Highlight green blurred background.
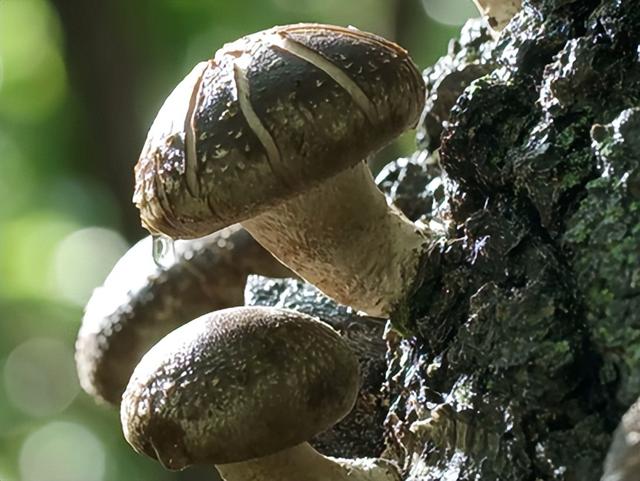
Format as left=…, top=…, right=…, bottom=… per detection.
left=0, top=1, right=477, bottom=479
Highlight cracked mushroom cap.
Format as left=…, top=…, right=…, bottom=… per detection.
left=120, top=306, right=360, bottom=469
left=134, top=23, right=425, bottom=239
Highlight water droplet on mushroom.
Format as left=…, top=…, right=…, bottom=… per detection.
left=152, top=235, right=176, bottom=269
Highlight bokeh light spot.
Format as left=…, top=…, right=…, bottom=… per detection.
left=0, top=212, right=78, bottom=300
left=421, top=0, right=479, bottom=26
left=0, top=0, right=67, bottom=120
left=19, top=421, right=106, bottom=481
left=0, top=134, right=37, bottom=222
left=0, top=463, right=16, bottom=481
left=52, top=227, right=129, bottom=307
left=4, top=338, right=79, bottom=417
left=47, top=176, right=123, bottom=228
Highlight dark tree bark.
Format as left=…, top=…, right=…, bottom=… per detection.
left=375, top=1, right=640, bottom=479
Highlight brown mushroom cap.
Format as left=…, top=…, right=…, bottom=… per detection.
left=120, top=306, right=360, bottom=469
left=134, top=23, right=425, bottom=239
left=75, top=226, right=291, bottom=406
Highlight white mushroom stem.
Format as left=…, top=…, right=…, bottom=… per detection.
left=242, top=161, right=428, bottom=318
left=472, top=0, right=521, bottom=32
left=216, top=442, right=400, bottom=481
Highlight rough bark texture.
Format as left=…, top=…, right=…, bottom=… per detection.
left=377, top=1, right=640, bottom=480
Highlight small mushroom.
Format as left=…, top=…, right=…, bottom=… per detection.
left=601, top=399, right=640, bottom=481
left=133, top=23, right=428, bottom=318
left=244, top=274, right=390, bottom=457
left=75, top=225, right=291, bottom=406
left=120, top=306, right=400, bottom=481
left=472, top=0, right=522, bottom=33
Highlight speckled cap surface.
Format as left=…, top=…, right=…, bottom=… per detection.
left=120, top=306, right=360, bottom=469
left=134, top=23, right=425, bottom=238
left=75, top=226, right=290, bottom=406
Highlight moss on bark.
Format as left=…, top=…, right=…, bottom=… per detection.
left=383, top=1, right=640, bottom=479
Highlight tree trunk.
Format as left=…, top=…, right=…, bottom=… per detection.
left=376, top=0, right=640, bottom=479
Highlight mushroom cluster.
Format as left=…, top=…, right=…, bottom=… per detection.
left=134, top=22, right=429, bottom=318
left=76, top=225, right=292, bottom=405
left=121, top=306, right=399, bottom=481
left=76, top=21, right=429, bottom=480
left=75, top=226, right=401, bottom=479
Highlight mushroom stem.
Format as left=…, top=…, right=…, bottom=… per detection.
left=216, top=442, right=400, bottom=481
left=472, top=0, right=521, bottom=32
left=242, top=161, right=428, bottom=318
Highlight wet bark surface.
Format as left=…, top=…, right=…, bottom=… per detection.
left=378, top=1, right=640, bottom=479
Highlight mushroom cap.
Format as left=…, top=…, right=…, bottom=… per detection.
left=134, top=23, right=425, bottom=238
left=120, top=306, right=360, bottom=469
left=75, top=226, right=290, bottom=406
